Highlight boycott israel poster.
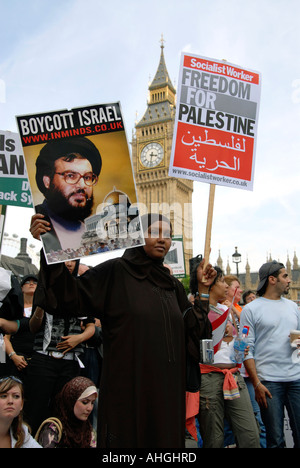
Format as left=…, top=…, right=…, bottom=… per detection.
left=16, top=103, right=144, bottom=264
left=169, top=53, right=261, bottom=190
left=0, top=131, right=33, bottom=207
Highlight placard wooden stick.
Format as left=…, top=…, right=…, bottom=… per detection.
left=203, top=184, right=216, bottom=268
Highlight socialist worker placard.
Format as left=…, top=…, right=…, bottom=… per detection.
left=16, top=103, right=144, bottom=264
left=169, top=53, right=261, bottom=191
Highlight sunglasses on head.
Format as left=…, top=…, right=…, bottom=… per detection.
left=0, top=376, right=23, bottom=385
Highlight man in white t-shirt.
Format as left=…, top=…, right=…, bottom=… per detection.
left=240, top=260, right=300, bottom=448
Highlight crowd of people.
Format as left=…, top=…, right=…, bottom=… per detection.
left=0, top=213, right=300, bottom=448
left=0, top=260, right=102, bottom=448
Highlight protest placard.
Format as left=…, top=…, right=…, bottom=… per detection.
left=16, top=102, right=144, bottom=264
left=0, top=131, right=33, bottom=208
left=164, top=236, right=186, bottom=277
left=169, top=53, right=261, bottom=191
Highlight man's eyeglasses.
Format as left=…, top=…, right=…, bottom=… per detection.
left=24, top=280, right=37, bottom=285
left=55, top=171, right=98, bottom=186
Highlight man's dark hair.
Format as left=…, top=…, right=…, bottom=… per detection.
left=257, top=267, right=283, bottom=297
left=208, top=266, right=224, bottom=291
left=189, top=255, right=223, bottom=295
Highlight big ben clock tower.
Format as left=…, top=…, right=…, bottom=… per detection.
left=131, top=37, right=193, bottom=272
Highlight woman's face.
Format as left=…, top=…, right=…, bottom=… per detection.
left=143, top=221, right=172, bottom=260
left=227, top=280, right=242, bottom=302
left=211, top=275, right=228, bottom=302
left=245, top=292, right=256, bottom=303
left=21, top=278, right=37, bottom=296
left=65, top=260, right=76, bottom=274
left=73, top=394, right=97, bottom=422
left=0, top=385, right=23, bottom=423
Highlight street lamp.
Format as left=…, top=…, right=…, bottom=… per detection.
left=232, top=246, right=241, bottom=277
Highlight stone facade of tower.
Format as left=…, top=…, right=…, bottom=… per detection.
left=131, top=41, right=193, bottom=273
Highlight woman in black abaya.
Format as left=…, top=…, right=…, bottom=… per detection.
left=32, top=213, right=216, bottom=448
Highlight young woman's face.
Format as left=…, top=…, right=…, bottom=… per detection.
left=73, top=394, right=97, bottom=421
left=143, top=221, right=172, bottom=260
left=211, top=275, right=228, bottom=302
left=21, top=278, right=37, bottom=296
left=65, top=260, right=76, bottom=274
left=0, top=385, right=23, bottom=422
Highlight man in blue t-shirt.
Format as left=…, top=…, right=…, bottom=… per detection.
left=240, top=260, right=300, bottom=448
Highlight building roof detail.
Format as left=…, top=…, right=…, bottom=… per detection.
left=149, top=40, right=176, bottom=94
left=136, top=38, right=176, bottom=128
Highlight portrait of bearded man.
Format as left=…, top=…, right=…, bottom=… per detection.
left=33, top=137, right=102, bottom=254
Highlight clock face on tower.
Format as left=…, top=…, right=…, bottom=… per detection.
left=140, top=142, right=164, bottom=168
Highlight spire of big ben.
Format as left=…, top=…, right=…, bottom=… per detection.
left=149, top=35, right=176, bottom=96
left=136, top=37, right=176, bottom=128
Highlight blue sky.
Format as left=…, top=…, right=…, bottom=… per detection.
left=1, top=0, right=300, bottom=272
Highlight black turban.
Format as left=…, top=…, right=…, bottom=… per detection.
left=35, top=137, right=102, bottom=194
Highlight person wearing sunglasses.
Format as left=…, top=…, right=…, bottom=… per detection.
left=0, top=376, right=41, bottom=448
left=30, top=137, right=102, bottom=255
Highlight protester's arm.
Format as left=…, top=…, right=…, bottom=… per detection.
left=196, top=259, right=217, bottom=293
left=0, top=318, right=19, bottom=334
left=34, top=250, right=114, bottom=320
left=4, top=334, right=28, bottom=370
left=223, top=301, right=242, bottom=320
left=29, top=307, right=45, bottom=333
left=181, top=258, right=216, bottom=325
left=30, top=214, right=51, bottom=240
left=243, top=358, right=272, bottom=408
left=240, top=306, right=272, bottom=407
left=193, top=258, right=217, bottom=332
left=181, top=259, right=216, bottom=363
left=56, top=322, right=96, bottom=355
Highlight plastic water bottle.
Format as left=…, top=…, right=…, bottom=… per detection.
left=231, top=326, right=249, bottom=368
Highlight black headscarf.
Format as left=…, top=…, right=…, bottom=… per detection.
left=0, top=274, right=24, bottom=321
left=120, top=213, right=175, bottom=289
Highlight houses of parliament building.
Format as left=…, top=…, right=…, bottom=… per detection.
left=215, top=250, right=300, bottom=305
